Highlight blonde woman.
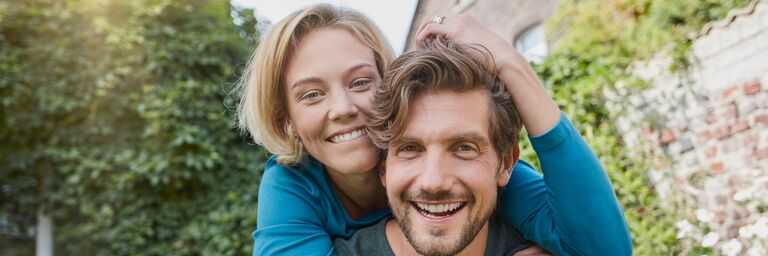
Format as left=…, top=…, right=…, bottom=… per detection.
left=237, top=4, right=631, bottom=255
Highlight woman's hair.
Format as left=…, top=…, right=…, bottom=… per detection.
left=367, top=38, right=522, bottom=164
left=235, top=4, right=395, bottom=166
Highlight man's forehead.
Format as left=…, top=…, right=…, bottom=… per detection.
left=396, top=90, right=491, bottom=143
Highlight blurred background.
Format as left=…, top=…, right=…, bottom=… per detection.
left=1, top=0, right=766, bottom=255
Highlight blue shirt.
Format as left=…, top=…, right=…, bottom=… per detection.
left=252, top=113, right=632, bottom=255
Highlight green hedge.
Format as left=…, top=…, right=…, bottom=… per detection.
left=0, top=0, right=265, bottom=254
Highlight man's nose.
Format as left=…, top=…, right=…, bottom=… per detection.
left=415, top=151, right=453, bottom=193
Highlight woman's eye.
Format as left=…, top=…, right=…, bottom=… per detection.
left=350, top=79, right=372, bottom=90
left=300, top=90, right=323, bottom=101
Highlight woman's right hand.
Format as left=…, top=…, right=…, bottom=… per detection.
left=414, top=13, right=526, bottom=78
left=414, top=13, right=560, bottom=136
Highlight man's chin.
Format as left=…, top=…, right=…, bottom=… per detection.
left=398, top=207, right=491, bottom=256
left=408, top=232, right=464, bottom=256
left=400, top=216, right=471, bottom=256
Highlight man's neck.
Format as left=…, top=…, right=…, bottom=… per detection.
left=385, top=219, right=490, bottom=256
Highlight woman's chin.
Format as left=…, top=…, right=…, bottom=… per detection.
left=324, top=150, right=381, bottom=176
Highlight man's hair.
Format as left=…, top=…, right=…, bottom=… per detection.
left=367, top=38, right=523, bottom=164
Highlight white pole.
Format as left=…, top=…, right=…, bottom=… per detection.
left=35, top=211, right=53, bottom=256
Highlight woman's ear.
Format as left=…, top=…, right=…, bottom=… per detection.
left=285, top=119, right=298, bottom=137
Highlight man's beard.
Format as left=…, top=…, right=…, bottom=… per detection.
left=392, top=189, right=494, bottom=256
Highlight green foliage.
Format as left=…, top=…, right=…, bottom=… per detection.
left=522, top=0, right=750, bottom=254
left=0, top=0, right=265, bottom=254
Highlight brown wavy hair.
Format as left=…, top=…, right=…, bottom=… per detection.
left=367, top=38, right=522, bottom=163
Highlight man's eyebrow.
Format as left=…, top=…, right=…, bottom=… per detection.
left=390, top=135, right=420, bottom=146
left=445, top=132, right=489, bottom=146
left=291, top=63, right=376, bottom=90
left=391, top=132, right=489, bottom=147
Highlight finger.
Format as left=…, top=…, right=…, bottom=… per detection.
left=415, top=22, right=453, bottom=46
left=415, top=14, right=460, bottom=45
left=415, top=18, right=432, bottom=39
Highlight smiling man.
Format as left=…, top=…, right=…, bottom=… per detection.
left=332, top=39, right=548, bottom=256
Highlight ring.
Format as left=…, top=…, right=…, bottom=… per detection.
left=433, top=15, right=445, bottom=24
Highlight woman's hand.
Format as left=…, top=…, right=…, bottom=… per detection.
left=414, top=14, right=561, bottom=136
left=414, top=14, right=525, bottom=78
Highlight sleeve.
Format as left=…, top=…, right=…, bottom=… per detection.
left=252, top=161, right=336, bottom=256
left=499, top=112, right=632, bottom=256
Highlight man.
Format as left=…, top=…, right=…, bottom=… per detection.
left=334, top=39, right=549, bottom=256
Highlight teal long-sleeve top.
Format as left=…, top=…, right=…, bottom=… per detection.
left=252, top=113, right=632, bottom=255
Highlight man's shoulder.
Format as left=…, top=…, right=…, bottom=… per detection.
left=486, top=216, right=534, bottom=256
left=333, top=218, right=393, bottom=256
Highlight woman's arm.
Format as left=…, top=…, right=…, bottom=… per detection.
left=502, top=114, right=632, bottom=255
left=253, top=159, right=335, bottom=256
left=415, top=14, right=632, bottom=255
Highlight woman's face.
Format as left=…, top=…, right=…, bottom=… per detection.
left=283, top=28, right=381, bottom=175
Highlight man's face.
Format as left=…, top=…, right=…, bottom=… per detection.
left=384, top=89, right=511, bottom=256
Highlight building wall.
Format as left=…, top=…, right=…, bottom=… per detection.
left=404, top=0, right=558, bottom=51
left=616, top=0, right=768, bottom=177
left=609, top=1, right=768, bottom=250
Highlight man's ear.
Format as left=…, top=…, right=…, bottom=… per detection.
left=497, top=144, right=520, bottom=187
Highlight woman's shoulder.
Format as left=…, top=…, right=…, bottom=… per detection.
left=261, top=155, right=327, bottom=195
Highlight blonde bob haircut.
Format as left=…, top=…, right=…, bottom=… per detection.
left=236, top=4, right=395, bottom=166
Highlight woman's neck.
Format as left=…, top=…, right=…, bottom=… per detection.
left=326, top=167, right=388, bottom=220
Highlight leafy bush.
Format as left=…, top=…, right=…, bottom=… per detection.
left=0, top=0, right=265, bottom=254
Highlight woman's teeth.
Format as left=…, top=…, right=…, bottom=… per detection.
left=330, top=129, right=366, bottom=143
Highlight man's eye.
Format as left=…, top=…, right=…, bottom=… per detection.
left=396, top=144, right=420, bottom=158
left=401, top=145, right=418, bottom=152
left=453, top=144, right=479, bottom=158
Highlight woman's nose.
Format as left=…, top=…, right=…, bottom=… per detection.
left=328, top=90, right=359, bottom=121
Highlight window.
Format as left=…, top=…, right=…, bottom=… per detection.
left=514, top=24, right=547, bottom=64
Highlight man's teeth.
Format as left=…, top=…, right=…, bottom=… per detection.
left=416, top=202, right=463, bottom=214
left=330, top=129, right=366, bottom=143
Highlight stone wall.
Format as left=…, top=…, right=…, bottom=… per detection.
left=610, top=1, right=768, bottom=254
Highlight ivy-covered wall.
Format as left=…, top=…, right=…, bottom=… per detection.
left=609, top=1, right=768, bottom=255
left=522, top=0, right=752, bottom=254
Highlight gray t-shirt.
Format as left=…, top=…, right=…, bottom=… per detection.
left=334, top=216, right=532, bottom=256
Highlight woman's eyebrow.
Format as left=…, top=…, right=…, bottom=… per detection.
left=291, top=77, right=323, bottom=90
left=345, top=63, right=376, bottom=74
left=291, top=63, right=375, bottom=90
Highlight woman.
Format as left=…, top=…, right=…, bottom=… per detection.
left=236, top=4, right=631, bottom=255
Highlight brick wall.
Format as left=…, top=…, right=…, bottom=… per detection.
left=609, top=1, right=768, bottom=252
left=613, top=0, right=768, bottom=183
